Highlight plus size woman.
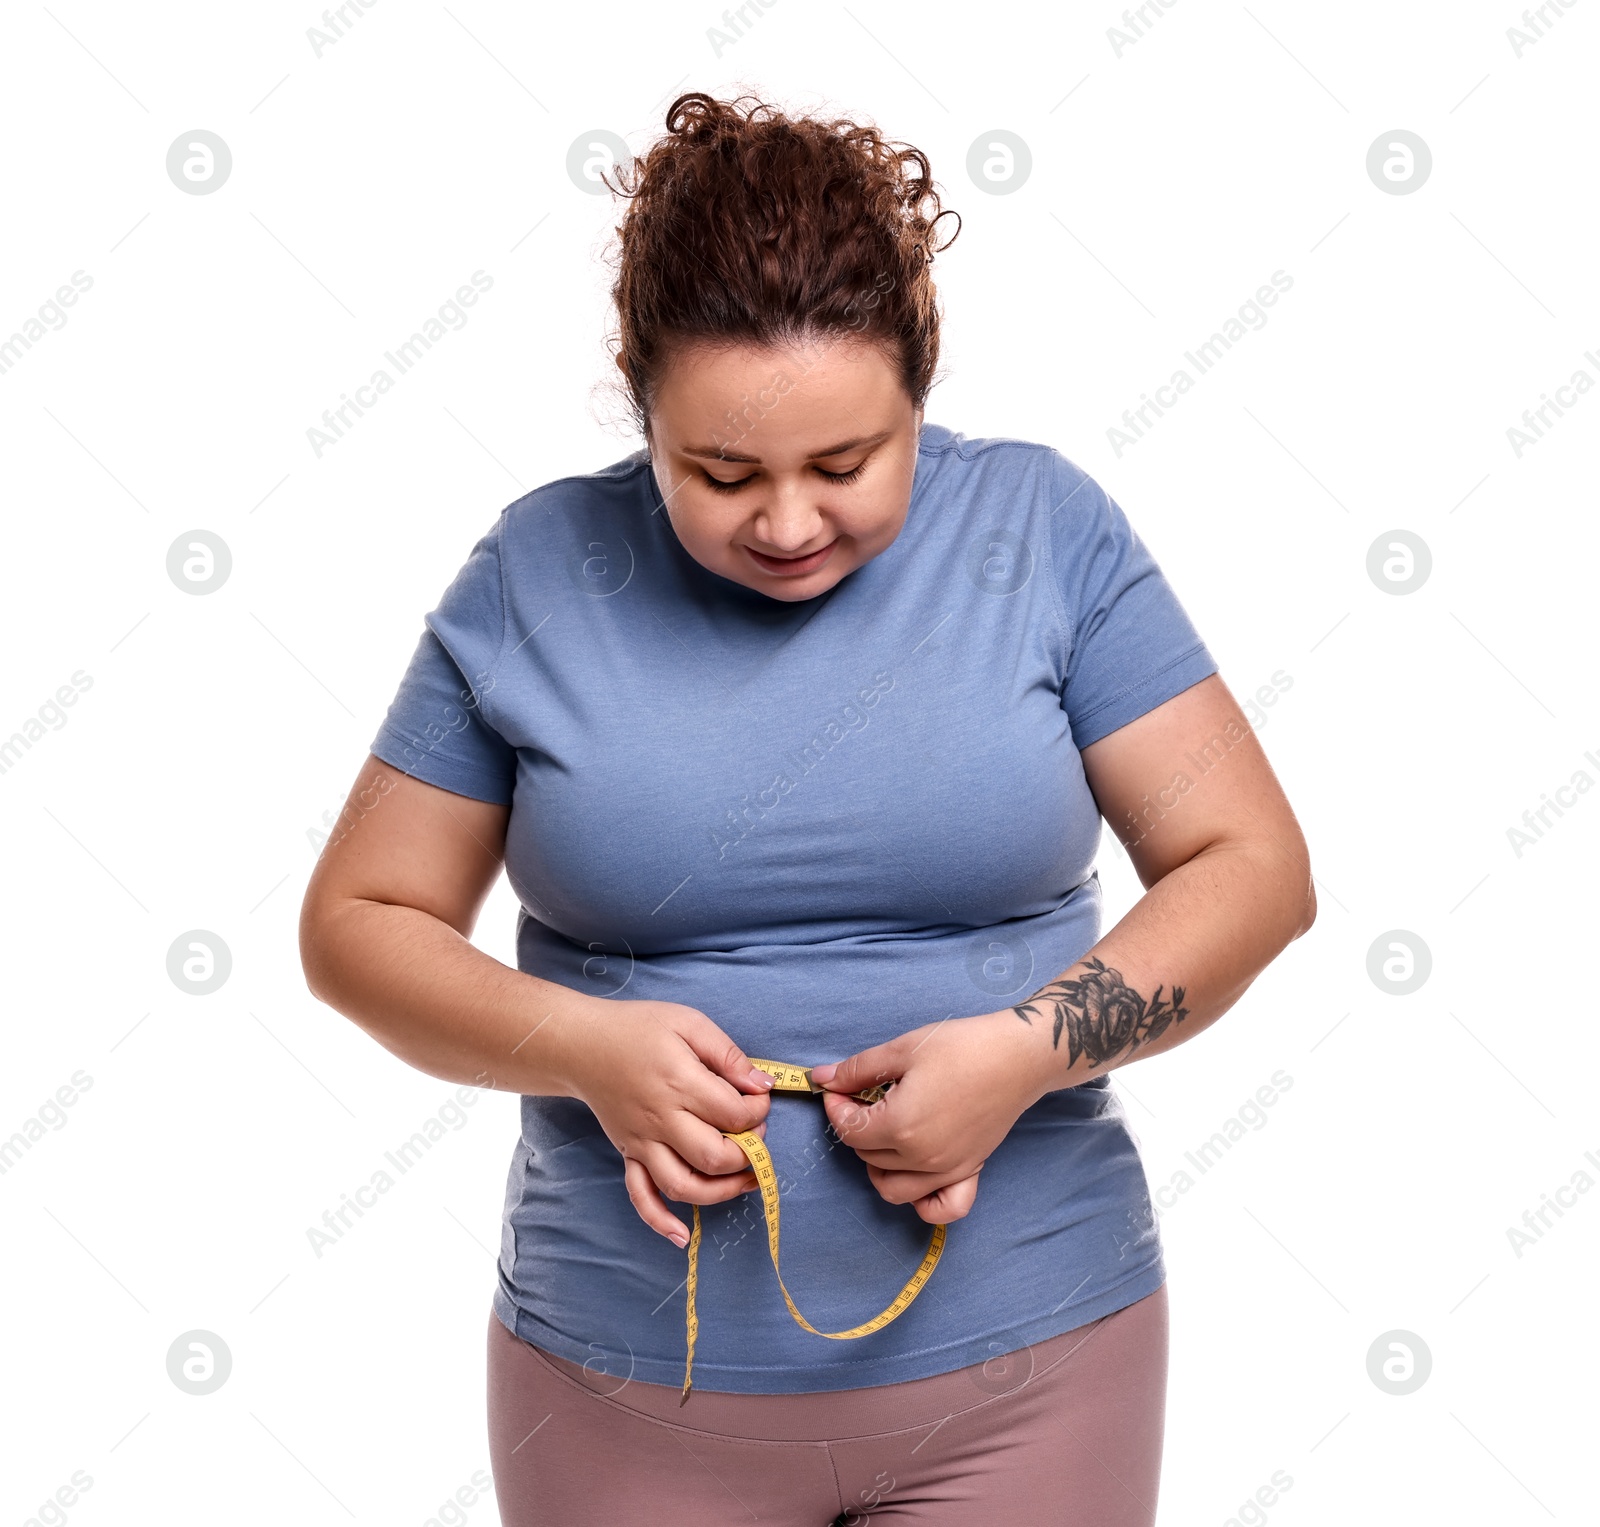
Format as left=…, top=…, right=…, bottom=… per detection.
left=299, top=92, right=1315, bottom=1526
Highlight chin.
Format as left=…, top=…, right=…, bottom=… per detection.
left=744, top=570, right=842, bottom=601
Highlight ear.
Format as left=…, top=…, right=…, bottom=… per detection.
left=615, top=351, right=628, bottom=373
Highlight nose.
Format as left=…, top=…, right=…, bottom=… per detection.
left=750, top=475, right=827, bottom=554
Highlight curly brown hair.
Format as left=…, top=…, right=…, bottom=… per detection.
left=604, top=91, right=961, bottom=441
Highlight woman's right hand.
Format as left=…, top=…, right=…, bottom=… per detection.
left=559, top=999, right=776, bottom=1248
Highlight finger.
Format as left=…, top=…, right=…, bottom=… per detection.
left=637, top=1138, right=759, bottom=1207
left=864, top=1162, right=983, bottom=1215
left=623, top=1155, right=693, bottom=1245
left=671, top=1009, right=778, bottom=1101
left=840, top=1143, right=914, bottom=1169
left=809, top=1035, right=911, bottom=1098
left=819, top=1086, right=900, bottom=1153
left=697, top=1075, right=774, bottom=1137
left=915, top=1171, right=981, bottom=1223
left=666, top=1110, right=771, bottom=1179
left=669, top=1052, right=775, bottom=1138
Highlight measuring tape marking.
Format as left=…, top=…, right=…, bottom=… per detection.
left=677, top=1057, right=946, bottom=1404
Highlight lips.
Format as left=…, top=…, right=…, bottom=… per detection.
left=744, top=540, right=836, bottom=576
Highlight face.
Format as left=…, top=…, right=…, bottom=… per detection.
left=637, top=334, right=922, bottom=601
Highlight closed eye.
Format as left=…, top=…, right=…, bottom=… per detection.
left=700, top=461, right=868, bottom=494
left=817, top=462, right=867, bottom=484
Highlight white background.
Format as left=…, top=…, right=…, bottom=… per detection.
left=2, top=2, right=1595, bottom=1523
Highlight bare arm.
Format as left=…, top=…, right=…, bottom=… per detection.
left=297, top=754, right=584, bottom=1095
left=1015, top=669, right=1317, bottom=1091
left=298, top=754, right=776, bottom=1247
left=815, top=671, right=1316, bottom=1218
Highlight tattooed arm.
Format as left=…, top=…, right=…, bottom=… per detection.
left=1013, top=957, right=1190, bottom=1071
left=1012, top=671, right=1317, bottom=1093
left=816, top=672, right=1315, bottom=1220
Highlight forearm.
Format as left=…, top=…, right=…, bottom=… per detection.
left=1013, top=838, right=1314, bottom=1097
left=299, top=896, right=597, bottom=1097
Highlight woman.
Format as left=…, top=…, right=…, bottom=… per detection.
left=299, top=92, right=1314, bottom=1525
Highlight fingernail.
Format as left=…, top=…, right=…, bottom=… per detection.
left=810, top=1062, right=836, bottom=1085
left=668, top=1229, right=689, bottom=1248
left=749, top=1067, right=774, bottom=1089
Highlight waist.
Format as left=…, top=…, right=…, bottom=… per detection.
left=514, top=893, right=1103, bottom=1064
left=498, top=1076, right=1155, bottom=1391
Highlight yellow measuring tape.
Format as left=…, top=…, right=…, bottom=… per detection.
left=679, top=1057, right=947, bottom=1404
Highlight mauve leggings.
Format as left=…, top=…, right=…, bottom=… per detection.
left=486, top=1282, right=1168, bottom=1525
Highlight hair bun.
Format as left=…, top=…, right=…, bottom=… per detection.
left=605, top=91, right=959, bottom=437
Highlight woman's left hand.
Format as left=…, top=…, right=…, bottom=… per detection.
left=809, top=1010, right=1046, bottom=1224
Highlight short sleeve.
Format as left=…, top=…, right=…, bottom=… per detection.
left=1047, top=454, right=1218, bottom=750
left=368, top=511, right=517, bottom=805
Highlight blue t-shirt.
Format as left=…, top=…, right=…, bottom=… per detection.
left=369, top=421, right=1218, bottom=1393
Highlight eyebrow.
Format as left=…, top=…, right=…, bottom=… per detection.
left=679, top=430, right=892, bottom=465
